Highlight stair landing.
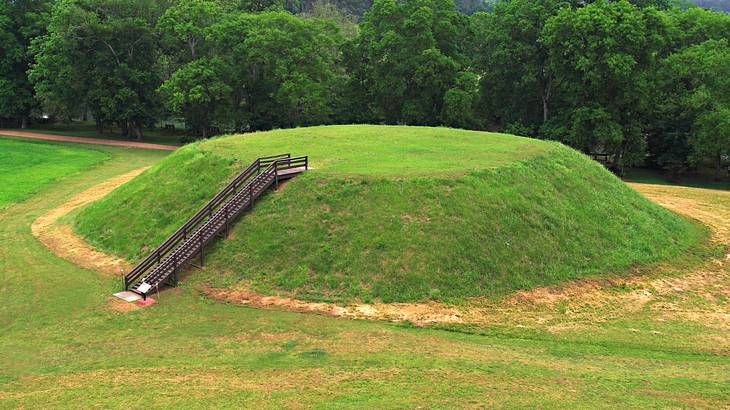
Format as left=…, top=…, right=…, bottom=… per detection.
left=276, top=166, right=307, bottom=178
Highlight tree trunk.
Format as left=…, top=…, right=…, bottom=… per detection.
left=96, top=119, right=103, bottom=134
left=540, top=71, right=551, bottom=124
left=134, top=121, right=143, bottom=141
left=21, top=115, right=29, bottom=129
left=120, top=121, right=129, bottom=138
left=716, top=153, right=722, bottom=182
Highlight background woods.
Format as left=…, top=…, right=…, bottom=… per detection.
left=2, top=0, right=730, bottom=177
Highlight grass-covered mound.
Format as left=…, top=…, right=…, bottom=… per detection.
left=75, top=125, right=703, bottom=303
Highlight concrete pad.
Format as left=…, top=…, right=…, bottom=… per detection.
left=113, top=291, right=141, bottom=302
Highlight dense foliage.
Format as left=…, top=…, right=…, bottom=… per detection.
left=2, top=0, right=729, bottom=176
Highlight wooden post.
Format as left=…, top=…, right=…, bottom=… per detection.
left=248, top=184, right=253, bottom=209
left=224, top=203, right=230, bottom=237
left=275, top=163, right=279, bottom=189
left=199, top=232, right=204, bottom=266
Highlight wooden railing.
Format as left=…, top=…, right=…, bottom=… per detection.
left=123, top=153, right=307, bottom=291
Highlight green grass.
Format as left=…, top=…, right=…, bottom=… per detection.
left=0, top=137, right=109, bottom=208
left=204, top=125, right=549, bottom=176
left=0, top=140, right=728, bottom=407
left=200, top=147, right=703, bottom=302
left=74, top=125, right=703, bottom=303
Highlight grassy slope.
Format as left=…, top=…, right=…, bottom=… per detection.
left=74, top=147, right=239, bottom=257
left=75, top=125, right=546, bottom=260
left=0, top=137, right=109, bottom=208
left=75, top=125, right=702, bottom=303
left=202, top=147, right=703, bottom=303
left=0, top=144, right=728, bottom=407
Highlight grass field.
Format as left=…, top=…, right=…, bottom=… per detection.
left=0, top=137, right=109, bottom=208
left=1, top=137, right=729, bottom=407
left=75, top=125, right=703, bottom=303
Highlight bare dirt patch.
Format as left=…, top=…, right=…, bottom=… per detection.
left=204, top=286, right=463, bottom=325
left=274, top=179, right=292, bottom=191
left=32, top=167, right=147, bottom=275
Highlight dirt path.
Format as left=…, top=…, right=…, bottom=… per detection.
left=32, top=167, right=149, bottom=275
left=0, top=130, right=177, bottom=150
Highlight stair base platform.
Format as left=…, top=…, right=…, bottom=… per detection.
left=113, top=291, right=142, bottom=302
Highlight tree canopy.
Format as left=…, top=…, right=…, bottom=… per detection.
left=3, top=0, right=730, bottom=174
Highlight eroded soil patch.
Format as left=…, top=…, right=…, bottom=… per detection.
left=204, top=286, right=463, bottom=325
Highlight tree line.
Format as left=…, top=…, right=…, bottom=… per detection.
left=1, top=0, right=729, bottom=177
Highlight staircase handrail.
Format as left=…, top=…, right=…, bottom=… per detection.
left=123, top=153, right=291, bottom=289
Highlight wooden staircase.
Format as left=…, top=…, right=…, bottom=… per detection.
left=123, top=153, right=308, bottom=300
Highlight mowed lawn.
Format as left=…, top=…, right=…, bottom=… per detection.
left=0, top=137, right=109, bottom=208
left=204, top=124, right=549, bottom=176
left=0, top=141, right=729, bottom=408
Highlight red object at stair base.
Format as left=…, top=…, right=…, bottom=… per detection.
left=135, top=298, right=156, bottom=307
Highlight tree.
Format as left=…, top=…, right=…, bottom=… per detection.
left=541, top=0, right=667, bottom=171
left=470, top=0, right=567, bottom=130
left=31, top=0, right=164, bottom=139
left=346, top=0, right=472, bottom=125
left=214, top=12, right=344, bottom=130
left=302, top=0, right=359, bottom=38
left=692, top=108, right=730, bottom=180
left=157, top=0, right=223, bottom=63
left=158, top=58, right=231, bottom=138
left=0, top=0, right=51, bottom=128
left=659, top=39, right=730, bottom=179
left=664, top=6, right=730, bottom=49
left=442, top=71, right=479, bottom=129
left=158, top=10, right=344, bottom=135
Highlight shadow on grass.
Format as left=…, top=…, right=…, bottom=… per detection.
left=624, top=167, right=730, bottom=191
